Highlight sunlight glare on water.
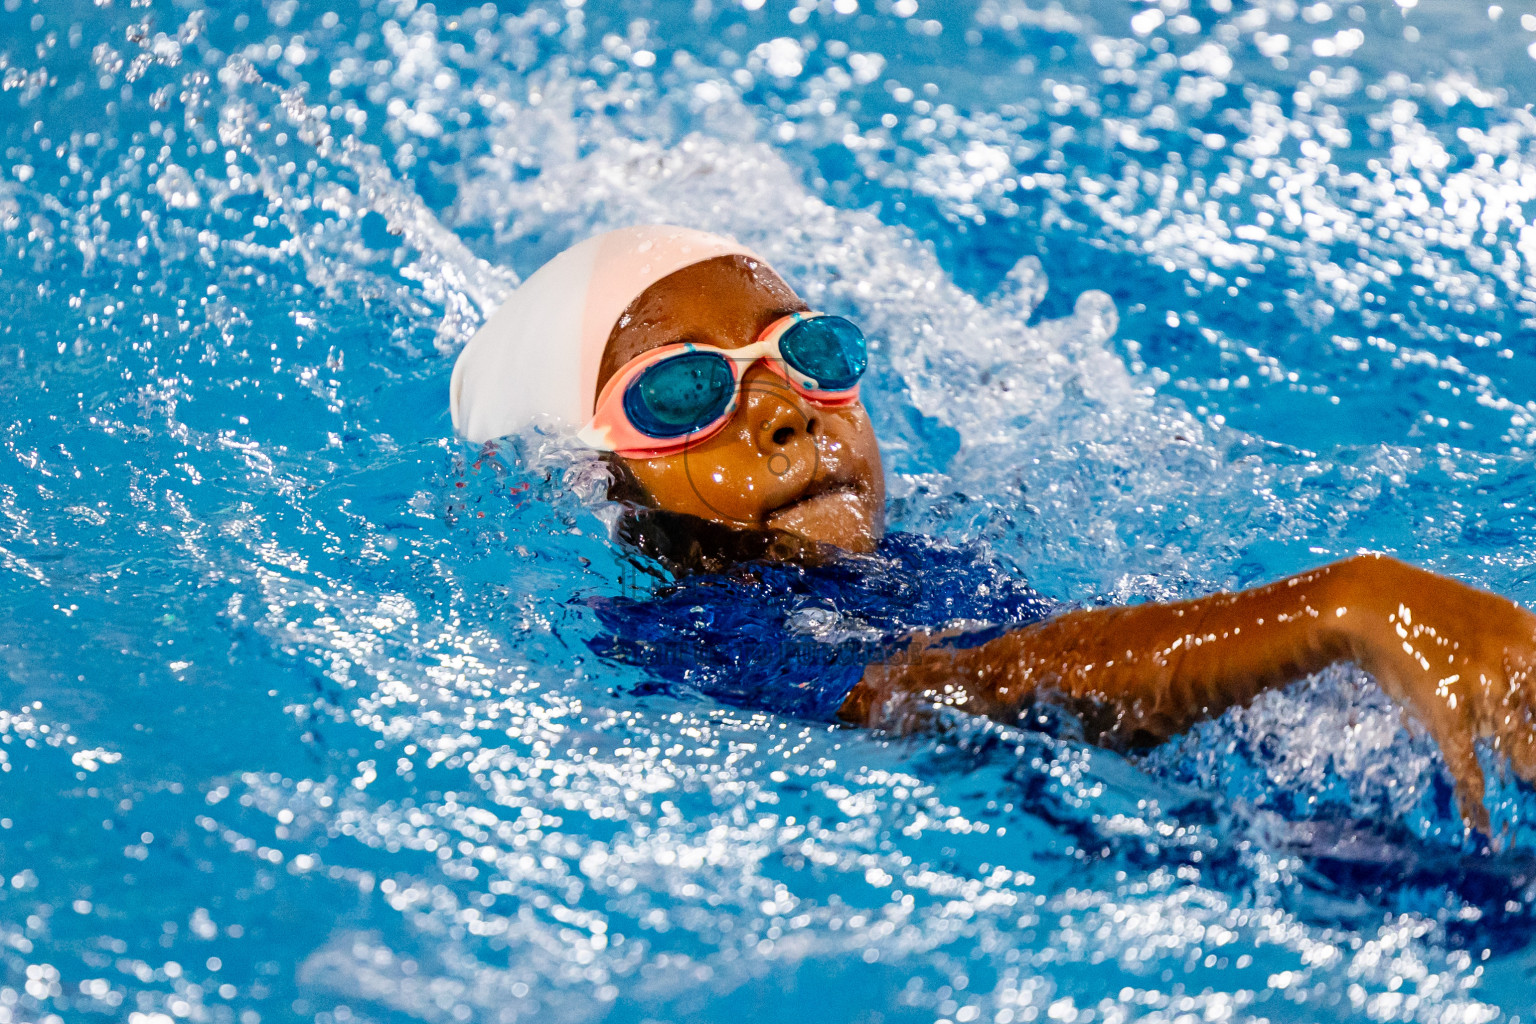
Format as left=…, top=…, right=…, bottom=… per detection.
left=3, top=0, right=1536, bottom=1022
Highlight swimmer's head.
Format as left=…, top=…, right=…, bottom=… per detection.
left=451, top=226, right=885, bottom=562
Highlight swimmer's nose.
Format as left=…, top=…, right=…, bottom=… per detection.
left=757, top=402, right=810, bottom=452
left=741, top=366, right=817, bottom=458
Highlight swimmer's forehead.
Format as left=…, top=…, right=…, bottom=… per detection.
left=595, top=254, right=809, bottom=399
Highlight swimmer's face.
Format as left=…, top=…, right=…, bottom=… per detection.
left=598, top=255, right=885, bottom=557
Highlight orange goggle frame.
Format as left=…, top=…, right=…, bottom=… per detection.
left=575, top=312, right=865, bottom=458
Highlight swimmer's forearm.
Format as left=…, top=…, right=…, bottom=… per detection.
left=842, top=559, right=1358, bottom=741
left=842, top=554, right=1536, bottom=831
left=844, top=554, right=1520, bottom=742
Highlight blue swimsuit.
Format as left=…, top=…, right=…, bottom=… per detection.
left=589, top=532, right=1056, bottom=720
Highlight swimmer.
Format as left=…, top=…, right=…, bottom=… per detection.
left=452, top=226, right=1536, bottom=833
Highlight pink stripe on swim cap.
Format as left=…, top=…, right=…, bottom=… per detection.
left=450, top=225, right=763, bottom=444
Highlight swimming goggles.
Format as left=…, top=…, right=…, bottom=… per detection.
left=577, top=312, right=868, bottom=458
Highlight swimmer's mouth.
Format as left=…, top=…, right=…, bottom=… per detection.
left=762, top=478, right=882, bottom=555
left=765, top=481, right=860, bottom=520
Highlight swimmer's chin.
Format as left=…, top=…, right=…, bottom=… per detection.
left=612, top=495, right=882, bottom=574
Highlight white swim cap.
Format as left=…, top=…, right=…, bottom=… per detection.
left=450, top=225, right=762, bottom=444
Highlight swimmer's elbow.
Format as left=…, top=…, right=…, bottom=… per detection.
left=1317, top=551, right=1419, bottom=609
left=1324, top=551, right=1414, bottom=580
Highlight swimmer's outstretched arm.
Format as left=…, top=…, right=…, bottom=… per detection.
left=841, top=553, right=1536, bottom=831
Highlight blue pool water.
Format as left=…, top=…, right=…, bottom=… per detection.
left=4, top=0, right=1536, bottom=1020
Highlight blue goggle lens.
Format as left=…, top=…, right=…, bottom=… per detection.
left=623, top=351, right=736, bottom=439
left=779, top=315, right=867, bottom=392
